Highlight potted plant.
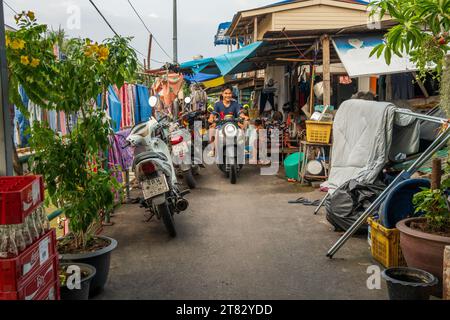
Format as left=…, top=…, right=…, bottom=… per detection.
left=396, top=162, right=450, bottom=296
left=5, top=12, right=137, bottom=296
left=59, top=263, right=97, bottom=300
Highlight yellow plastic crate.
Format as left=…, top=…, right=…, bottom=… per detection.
left=305, top=121, right=332, bottom=144
left=368, top=217, right=407, bottom=268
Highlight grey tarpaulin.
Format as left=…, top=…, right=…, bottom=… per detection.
left=325, top=99, right=420, bottom=231
left=325, top=99, right=420, bottom=192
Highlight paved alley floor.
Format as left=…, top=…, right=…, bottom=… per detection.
left=98, top=165, right=388, bottom=300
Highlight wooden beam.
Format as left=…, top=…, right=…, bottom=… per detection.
left=253, top=17, right=258, bottom=42
left=263, top=35, right=320, bottom=41
left=276, top=58, right=313, bottom=62
left=322, top=35, right=331, bottom=106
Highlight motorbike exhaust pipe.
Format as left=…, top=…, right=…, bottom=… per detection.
left=176, top=198, right=189, bottom=212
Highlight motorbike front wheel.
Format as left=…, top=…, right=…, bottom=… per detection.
left=183, top=169, right=196, bottom=189
left=158, top=202, right=177, bottom=237
left=230, top=164, right=237, bottom=184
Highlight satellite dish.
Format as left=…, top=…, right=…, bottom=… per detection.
left=149, top=96, right=158, bottom=107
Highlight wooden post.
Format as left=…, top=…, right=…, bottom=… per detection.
left=147, top=34, right=153, bottom=70
left=322, top=35, right=331, bottom=107
left=431, top=158, right=442, bottom=190
left=254, top=17, right=258, bottom=42
left=236, top=36, right=240, bottom=50
left=444, top=246, right=450, bottom=300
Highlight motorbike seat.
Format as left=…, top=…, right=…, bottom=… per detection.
left=133, top=151, right=168, bottom=168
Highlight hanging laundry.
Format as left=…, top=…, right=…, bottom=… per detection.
left=135, top=85, right=152, bottom=124
left=108, top=85, right=122, bottom=132
left=152, top=73, right=184, bottom=107
left=59, top=112, right=67, bottom=135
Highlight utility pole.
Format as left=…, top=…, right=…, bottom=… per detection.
left=0, top=1, right=13, bottom=176
left=173, top=0, right=178, bottom=64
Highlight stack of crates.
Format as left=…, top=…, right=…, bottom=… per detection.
left=0, top=176, right=60, bottom=300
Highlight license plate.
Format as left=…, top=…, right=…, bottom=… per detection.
left=142, top=176, right=170, bottom=199
left=173, top=143, right=189, bottom=155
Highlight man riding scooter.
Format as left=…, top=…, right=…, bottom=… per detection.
left=207, top=85, right=249, bottom=157
left=207, top=85, right=249, bottom=184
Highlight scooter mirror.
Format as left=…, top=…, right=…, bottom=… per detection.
left=149, top=96, right=158, bottom=107
left=184, top=97, right=192, bottom=104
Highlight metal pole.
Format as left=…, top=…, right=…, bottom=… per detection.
left=395, top=109, right=448, bottom=125
left=0, top=2, right=13, bottom=176
left=326, top=126, right=450, bottom=258
left=173, top=0, right=178, bottom=64
left=314, top=193, right=329, bottom=215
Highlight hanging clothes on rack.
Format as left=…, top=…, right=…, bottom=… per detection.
left=108, top=85, right=122, bottom=132
left=135, top=85, right=152, bottom=124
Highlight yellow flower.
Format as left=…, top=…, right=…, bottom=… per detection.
left=30, top=57, right=40, bottom=68
left=10, top=39, right=25, bottom=50
left=97, top=46, right=109, bottom=62
left=20, top=56, right=30, bottom=66
left=5, top=35, right=10, bottom=47
left=26, top=11, right=35, bottom=21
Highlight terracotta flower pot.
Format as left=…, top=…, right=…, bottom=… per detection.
left=397, top=217, right=450, bottom=297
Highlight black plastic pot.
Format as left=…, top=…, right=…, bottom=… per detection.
left=59, top=263, right=96, bottom=300
left=382, top=267, right=438, bottom=300
left=59, top=236, right=118, bottom=297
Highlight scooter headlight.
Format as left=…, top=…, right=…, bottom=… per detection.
left=223, top=123, right=238, bottom=138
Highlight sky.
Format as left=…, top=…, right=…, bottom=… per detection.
left=3, top=0, right=278, bottom=68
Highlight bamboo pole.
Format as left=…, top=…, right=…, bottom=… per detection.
left=309, top=64, right=315, bottom=115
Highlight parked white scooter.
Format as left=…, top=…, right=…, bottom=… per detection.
left=126, top=96, right=189, bottom=237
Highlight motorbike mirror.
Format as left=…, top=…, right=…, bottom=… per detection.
left=149, top=96, right=158, bottom=107
left=184, top=97, right=192, bottom=104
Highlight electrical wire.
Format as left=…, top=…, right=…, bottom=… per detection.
left=89, top=0, right=120, bottom=37
left=126, top=0, right=172, bottom=61
left=88, top=0, right=163, bottom=65
left=4, top=1, right=18, bottom=15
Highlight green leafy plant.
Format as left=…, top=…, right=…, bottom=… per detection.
left=6, top=12, right=138, bottom=251
left=413, top=164, right=450, bottom=233
left=369, top=0, right=450, bottom=78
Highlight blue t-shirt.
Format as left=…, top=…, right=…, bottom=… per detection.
left=214, top=100, right=241, bottom=119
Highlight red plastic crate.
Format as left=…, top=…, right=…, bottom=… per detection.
left=0, top=254, right=59, bottom=300
left=0, top=229, right=57, bottom=292
left=0, top=175, right=44, bottom=225
left=35, top=280, right=60, bottom=300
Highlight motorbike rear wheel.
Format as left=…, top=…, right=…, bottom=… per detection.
left=158, top=202, right=176, bottom=237
left=230, top=164, right=237, bottom=184
left=183, top=169, right=196, bottom=189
